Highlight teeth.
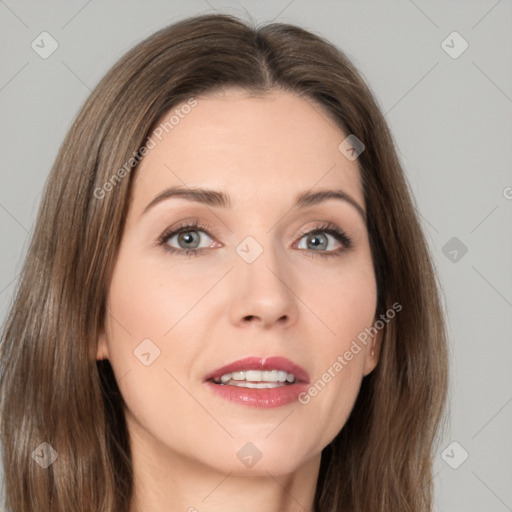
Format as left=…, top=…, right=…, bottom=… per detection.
left=212, top=369, right=296, bottom=385
left=277, top=370, right=287, bottom=382
left=225, top=381, right=284, bottom=389
left=245, top=370, right=262, bottom=381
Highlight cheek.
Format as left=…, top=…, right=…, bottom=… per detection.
left=102, top=254, right=210, bottom=440
left=294, top=256, right=377, bottom=439
left=105, top=250, right=217, bottom=350
left=301, top=252, right=378, bottom=342
left=101, top=251, right=207, bottom=394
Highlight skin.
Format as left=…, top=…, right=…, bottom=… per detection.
left=97, top=87, right=382, bottom=512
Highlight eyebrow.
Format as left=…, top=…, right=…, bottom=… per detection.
left=142, top=186, right=366, bottom=222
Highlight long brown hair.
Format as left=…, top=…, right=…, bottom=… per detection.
left=0, top=13, right=449, bottom=511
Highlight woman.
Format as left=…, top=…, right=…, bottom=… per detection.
left=0, top=13, right=449, bottom=512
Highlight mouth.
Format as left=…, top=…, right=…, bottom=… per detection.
left=203, top=356, right=310, bottom=386
left=211, top=369, right=297, bottom=388
left=203, top=356, right=310, bottom=408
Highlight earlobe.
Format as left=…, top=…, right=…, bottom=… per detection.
left=363, top=330, right=382, bottom=376
left=96, top=329, right=109, bottom=361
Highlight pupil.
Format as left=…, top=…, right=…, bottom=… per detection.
left=308, top=232, right=327, bottom=250
left=179, top=231, right=199, bottom=249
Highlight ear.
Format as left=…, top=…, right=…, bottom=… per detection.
left=362, top=328, right=382, bottom=377
left=96, top=325, right=110, bottom=361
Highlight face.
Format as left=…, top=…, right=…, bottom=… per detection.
left=97, top=88, right=381, bottom=477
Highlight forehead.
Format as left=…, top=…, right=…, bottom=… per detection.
left=132, top=88, right=364, bottom=212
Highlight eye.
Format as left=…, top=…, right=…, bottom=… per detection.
left=295, top=223, right=353, bottom=257
left=157, top=222, right=217, bottom=256
left=157, top=221, right=353, bottom=258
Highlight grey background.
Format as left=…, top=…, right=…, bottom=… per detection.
left=1, top=1, right=511, bottom=510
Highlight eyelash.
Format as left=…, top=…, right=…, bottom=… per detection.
left=156, top=221, right=353, bottom=259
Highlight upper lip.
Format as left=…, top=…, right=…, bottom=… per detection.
left=203, top=356, right=310, bottom=384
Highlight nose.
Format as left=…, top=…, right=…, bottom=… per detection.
left=228, top=240, right=299, bottom=329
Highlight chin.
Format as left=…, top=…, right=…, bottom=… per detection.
left=197, top=442, right=315, bottom=477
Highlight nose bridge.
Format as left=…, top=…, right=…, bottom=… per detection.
left=236, top=231, right=287, bottom=290
left=229, top=230, right=297, bottom=326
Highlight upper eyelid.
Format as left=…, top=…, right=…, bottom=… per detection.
left=162, top=223, right=338, bottom=239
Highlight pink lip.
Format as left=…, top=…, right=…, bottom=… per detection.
left=203, top=356, right=310, bottom=409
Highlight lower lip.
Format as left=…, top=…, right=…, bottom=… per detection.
left=204, top=381, right=309, bottom=408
